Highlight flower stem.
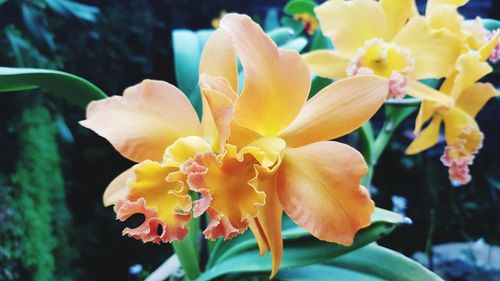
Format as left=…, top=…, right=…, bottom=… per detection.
left=172, top=217, right=201, bottom=280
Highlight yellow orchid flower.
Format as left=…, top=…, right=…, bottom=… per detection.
left=303, top=0, right=461, bottom=103
left=81, top=12, right=388, bottom=277
left=424, top=0, right=500, bottom=62
left=190, top=13, right=388, bottom=276
left=80, top=79, right=233, bottom=242
left=406, top=48, right=499, bottom=185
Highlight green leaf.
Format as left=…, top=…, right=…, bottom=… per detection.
left=328, top=244, right=443, bottom=281
left=45, top=0, right=100, bottom=22
left=308, top=75, right=331, bottom=98
left=281, top=17, right=305, bottom=36
left=21, top=4, right=56, bottom=51
left=284, top=0, right=317, bottom=16
left=172, top=29, right=214, bottom=116
left=264, top=8, right=280, bottom=32
left=197, top=216, right=402, bottom=281
left=0, top=67, right=107, bottom=108
left=280, top=37, right=308, bottom=52
left=205, top=208, right=404, bottom=271
left=310, top=28, right=333, bottom=51
left=482, top=18, right=500, bottom=31
left=268, top=28, right=295, bottom=46
left=276, top=264, right=384, bottom=281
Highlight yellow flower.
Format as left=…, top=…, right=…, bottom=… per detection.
left=406, top=43, right=499, bottom=184
left=303, top=0, right=462, bottom=102
left=191, top=14, right=388, bottom=276
left=424, top=0, right=500, bottom=64
left=81, top=13, right=388, bottom=277
left=211, top=10, right=227, bottom=29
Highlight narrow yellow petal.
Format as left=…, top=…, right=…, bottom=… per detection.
left=280, top=75, right=387, bottom=147
left=449, top=51, right=492, bottom=101
left=406, top=116, right=442, bottom=155
left=408, top=80, right=454, bottom=108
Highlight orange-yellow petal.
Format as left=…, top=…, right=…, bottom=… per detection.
left=280, top=75, right=387, bottom=147
left=183, top=147, right=266, bottom=240
left=277, top=141, right=374, bottom=244
left=220, top=13, right=311, bottom=136
left=250, top=165, right=283, bottom=278
left=456, top=82, right=498, bottom=118
left=103, top=167, right=133, bottom=207
left=199, top=74, right=237, bottom=152
left=239, top=137, right=286, bottom=168
left=406, top=115, right=443, bottom=155
left=414, top=100, right=437, bottom=135
left=199, top=29, right=238, bottom=92
left=442, top=107, right=479, bottom=145
left=115, top=160, right=192, bottom=243
left=315, top=0, right=388, bottom=56
left=80, top=80, right=201, bottom=162
left=302, top=50, right=350, bottom=80
left=393, top=16, right=462, bottom=80
left=163, top=136, right=212, bottom=166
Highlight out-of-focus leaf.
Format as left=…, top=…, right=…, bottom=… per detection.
left=310, top=29, right=332, bottom=50
left=0, top=67, right=107, bottom=108
left=280, top=37, right=308, bottom=52
left=308, top=75, right=331, bottom=98
left=284, top=0, right=317, bottom=16
left=21, top=4, right=56, bottom=51
left=269, top=28, right=295, bottom=46
left=197, top=214, right=403, bottom=281
left=206, top=208, right=404, bottom=270
left=281, top=16, right=305, bottom=36
left=45, top=0, right=99, bottom=22
left=172, top=29, right=215, bottom=116
left=0, top=0, right=8, bottom=6
left=483, top=18, right=500, bottom=31
left=264, top=8, right=280, bottom=31
left=328, top=244, right=443, bottom=281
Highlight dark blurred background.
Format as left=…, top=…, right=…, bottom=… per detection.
left=0, top=0, right=499, bottom=280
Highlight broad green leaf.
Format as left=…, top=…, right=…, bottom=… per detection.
left=328, top=244, right=443, bottom=281
left=197, top=218, right=402, bottom=281
left=172, top=29, right=214, bottom=116
left=276, top=265, right=384, bottom=281
left=284, top=0, right=317, bottom=16
left=0, top=67, right=107, bottom=108
left=172, top=217, right=201, bottom=280
left=206, top=208, right=404, bottom=270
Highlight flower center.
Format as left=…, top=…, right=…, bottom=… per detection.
left=440, top=128, right=483, bottom=186
left=347, top=38, right=414, bottom=99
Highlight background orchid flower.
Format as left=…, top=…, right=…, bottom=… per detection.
left=303, top=0, right=462, bottom=102
left=424, top=0, right=500, bottom=62
left=80, top=75, right=233, bottom=242
left=190, top=13, right=389, bottom=276
left=406, top=49, right=499, bottom=185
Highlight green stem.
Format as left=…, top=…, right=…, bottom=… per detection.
left=172, top=217, right=201, bottom=280
left=362, top=104, right=418, bottom=188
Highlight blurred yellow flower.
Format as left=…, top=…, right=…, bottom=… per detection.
left=303, top=0, right=462, bottom=103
